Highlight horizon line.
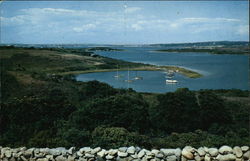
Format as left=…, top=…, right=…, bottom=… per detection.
left=0, top=40, right=249, bottom=46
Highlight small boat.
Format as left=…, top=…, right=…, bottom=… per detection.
left=166, top=79, right=178, bottom=83
left=134, top=71, right=143, bottom=80
left=125, top=67, right=133, bottom=83
left=114, top=65, right=122, bottom=78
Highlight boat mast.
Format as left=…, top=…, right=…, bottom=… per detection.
left=116, top=64, right=118, bottom=77
left=128, top=67, right=130, bottom=81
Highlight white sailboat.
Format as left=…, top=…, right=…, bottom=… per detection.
left=134, top=71, right=143, bottom=80
left=166, top=70, right=178, bottom=83
left=166, top=79, right=178, bottom=83
left=125, top=67, right=133, bottom=83
left=114, top=65, right=122, bottom=78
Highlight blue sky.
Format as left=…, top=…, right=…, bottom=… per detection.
left=0, top=1, right=249, bottom=44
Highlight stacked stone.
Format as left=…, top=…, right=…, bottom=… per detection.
left=0, top=145, right=249, bottom=161
left=180, top=145, right=250, bottom=161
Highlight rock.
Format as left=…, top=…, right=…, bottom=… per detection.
left=34, top=148, right=40, bottom=154
left=233, top=146, right=243, bottom=158
left=55, top=155, right=67, bottom=161
left=241, top=146, right=249, bottom=152
left=88, top=158, right=95, bottom=161
left=131, top=154, right=138, bottom=159
left=4, top=150, right=12, bottom=158
left=20, top=147, right=27, bottom=151
left=208, top=148, right=218, bottom=157
left=56, top=147, right=67, bottom=155
left=118, top=151, right=128, bottom=157
left=155, top=153, right=164, bottom=158
left=68, top=147, right=75, bottom=155
left=77, top=151, right=84, bottom=157
left=138, top=150, right=146, bottom=158
left=243, top=151, right=250, bottom=160
left=166, top=155, right=177, bottom=161
left=85, top=153, right=95, bottom=158
left=181, top=156, right=188, bottom=161
left=96, top=156, right=105, bottom=161
left=151, top=149, right=160, bottom=155
left=40, top=148, right=50, bottom=155
left=175, top=148, right=182, bottom=157
left=49, top=149, right=61, bottom=156
left=127, top=146, right=136, bottom=154
left=37, top=158, right=49, bottom=161
left=182, top=146, right=195, bottom=160
left=20, top=156, right=28, bottom=161
left=46, top=155, right=54, bottom=160
left=35, top=152, right=45, bottom=158
left=204, top=147, right=209, bottom=153
left=219, top=145, right=233, bottom=154
left=106, top=154, right=115, bottom=160
left=117, top=156, right=130, bottom=161
left=9, top=157, right=16, bottom=161
left=23, top=148, right=34, bottom=157
left=145, top=155, right=153, bottom=160
left=204, top=154, right=211, bottom=161
left=108, top=149, right=118, bottom=156
left=216, top=154, right=236, bottom=161
left=145, top=150, right=153, bottom=156
left=79, top=147, right=92, bottom=154
left=93, top=147, right=101, bottom=154
left=97, top=149, right=106, bottom=158
left=68, top=156, right=76, bottom=161
left=194, top=154, right=202, bottom=161
left=197, top=147, right=206, bottom=156
left=236, top=158, right=243, bottom=161
left=135, top=147, right=141, bottom=153
left=119, top=147, right=127, bottom=153
left=160, top=149, right=175, bottom=156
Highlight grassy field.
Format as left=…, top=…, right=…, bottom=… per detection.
left=0, top=46, right=202, bottom=80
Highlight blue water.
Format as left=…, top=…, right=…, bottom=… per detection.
left=76, top=47, right=249, bottom=93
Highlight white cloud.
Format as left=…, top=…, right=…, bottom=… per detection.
left=177, top=17, right=240, bottom=24
left=20, top=8, right=97, bottom=17
left=1, top=6, right=247, bottom=43
left=131, top=24, right=143, bottom=31
left=237, top=25, right=249, bottom=35
left=73, top=24, right=96, bottom=32
left=125, top=7, right=141, bottom=14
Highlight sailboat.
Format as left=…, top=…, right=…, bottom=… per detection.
left=114, top=65, right=122, bottom=78
left=125, top=67, right=133, bottom=83
left=134, top=71, right=143, bottom=80
left=166, top=70, right=178, bottom=83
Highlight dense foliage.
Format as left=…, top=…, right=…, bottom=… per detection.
left=1, top=47, right=249, bottom=148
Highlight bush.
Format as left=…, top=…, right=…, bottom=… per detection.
left=91, top=126, right=151, bottom=149
left=151, top=88, right=200, bottom=133
left=69, top=93, right=150, bottom=133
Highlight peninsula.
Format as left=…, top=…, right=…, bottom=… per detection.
left=0, top=46, right=202, bottom=79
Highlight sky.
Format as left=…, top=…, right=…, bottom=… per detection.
left=0, top=1, right=249, bottom=44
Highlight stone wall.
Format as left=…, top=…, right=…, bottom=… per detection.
left=0, top=145, right=249, bottom=161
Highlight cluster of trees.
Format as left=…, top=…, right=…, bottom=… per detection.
left=1, top=75, right=249, bottom=148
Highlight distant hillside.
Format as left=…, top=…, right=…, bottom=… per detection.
left=148, top=41, right=249, bottom=48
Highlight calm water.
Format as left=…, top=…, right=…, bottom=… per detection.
left=76, top=47, right=249, bottom=93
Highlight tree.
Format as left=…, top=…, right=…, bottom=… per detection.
left=69, top=93, right=150, bottom=133
left=198, top=90, right=232, bottom=130
left=152, top=88, right=200, bottom=133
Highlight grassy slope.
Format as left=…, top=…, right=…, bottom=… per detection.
left=0, top=47, right=202, bottom=80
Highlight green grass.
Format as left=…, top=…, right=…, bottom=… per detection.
left=0, top=46, right=202, bottom=80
